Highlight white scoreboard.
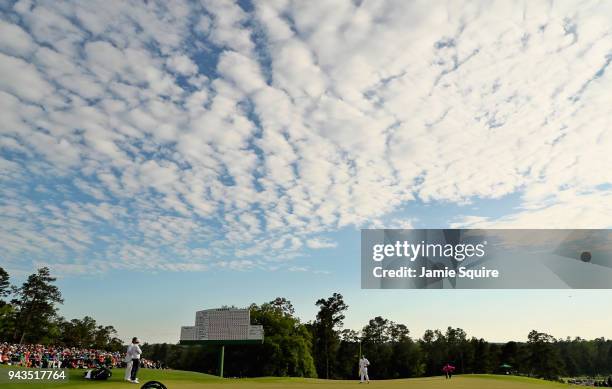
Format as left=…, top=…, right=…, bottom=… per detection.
left=180, top=308, right=264, bottom=342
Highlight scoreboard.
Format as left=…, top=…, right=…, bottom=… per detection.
left=179, top=307, right=264, bottom=377
left=180, top=308, right=264, bottom=343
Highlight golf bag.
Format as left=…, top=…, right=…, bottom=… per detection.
left=84, top=366, right=112, bottom=380
left=140, top=381, right=168, bottom=389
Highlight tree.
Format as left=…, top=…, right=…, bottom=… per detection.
left=420, top=329, right=446, bottom=376
left=0, top=303, right=16, bottom=341
left=94, top=324, right=124, bottom=351
left=0, top=267, right=14, bottom=340
left=360, top=317, right=420, bottom=379
left=390, top=335, right=424, bottom=378
left=607, top=343, right=612, bottom=373
left=361, top=316, right=392, bottom=378
left=11, top=267, right=63, bottom=344
left=0, top=267, right=10, bottom=304
left=57, top=316, right=122, bottom=350
left=445, top=327, right=468, bottom=373
left=59, top=316, right=97, bottom=347
left=335, top=329, right=361, bottom=378
left=269, top=297, right=295, bottom=316
left=526, top=330, right=564, bottom=379
left=500, top=341, right=525, bottom=374
left=363, top=316, right=391, bottom=344
left=470, top=338, right=492, bottom=373
left=312, top=293, right=349, bottom=379
left=244, top=300, right=317, bottom=377
left=389, top=323, right=410, bottom=342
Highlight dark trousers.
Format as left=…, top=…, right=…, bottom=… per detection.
left=130, top=359, right=140, bottom=380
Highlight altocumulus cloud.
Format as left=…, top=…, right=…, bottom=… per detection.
left=1, top=0, right=611, bottom=274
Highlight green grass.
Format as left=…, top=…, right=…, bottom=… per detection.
left=0, top=366, right=569, bottom=389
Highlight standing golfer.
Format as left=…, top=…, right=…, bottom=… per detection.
left=359, top=355, right=370, bottom=383
left=442, top=363, right=455, bottom=379
left=126, top=337, right=142, bottom=384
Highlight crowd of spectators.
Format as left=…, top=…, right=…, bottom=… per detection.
left=567, top=377, right=612, bottom=387
left=0, top=343, right=164, bottom=370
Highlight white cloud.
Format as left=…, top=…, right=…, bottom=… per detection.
left=205, top=0, right=254, bottom=53
left=166, top=54, right=198, bottom=76
left=217, top=51, right=267, bottom=94
left=453, top=191, right=612, bottom=229
left=0, top=19, right=35, bottom=57
left=1, top=0, right=611, bottom=275
left=306, top=238, right=337, bottom=249
left=0, top=52, right=53, bottom=102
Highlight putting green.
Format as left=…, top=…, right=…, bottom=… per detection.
left=0, top=367, right=567, bottom=389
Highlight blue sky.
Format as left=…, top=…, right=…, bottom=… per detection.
left=1, top=0, right=612, bottom=343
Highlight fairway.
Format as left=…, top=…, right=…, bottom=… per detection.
left=0, top=367, right=569, bottom=389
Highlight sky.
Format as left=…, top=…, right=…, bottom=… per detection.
left=1, top=0, right=612, bottom=344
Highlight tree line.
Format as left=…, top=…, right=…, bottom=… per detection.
left=2, top=267, right=611, bottom=379
left=0, top=267, right=123, bottom=351
left=144, top=293, right=612, bottom=380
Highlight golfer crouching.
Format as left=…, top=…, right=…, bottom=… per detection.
left=125, top=337, right=142, bottom=384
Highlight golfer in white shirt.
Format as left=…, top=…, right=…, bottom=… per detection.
left=359, top=356, right=370, bottom=383
left=125, top=337, right=142, bottom=383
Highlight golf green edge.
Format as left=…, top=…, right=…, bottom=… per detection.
left=0, top=366, right=569, bottom=389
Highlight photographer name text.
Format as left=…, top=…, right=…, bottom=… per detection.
left=372, top=266, right=500, bottom=279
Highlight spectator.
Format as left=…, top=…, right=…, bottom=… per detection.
left=0, top=342, right=156, bottom=371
